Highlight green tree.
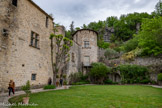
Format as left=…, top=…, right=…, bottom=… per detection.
left=114, top=12, right=151, bottom=41
left=70, top=21, right=75, bottom=35
left=117, top=64, right=149, bottom=84
left=89, top=63, right=111, bottom=84
left=65, top=30, right=71, bottom=39
left=155, top=0, right=162, bottom=16
left=75, top=27, right=80, bottom=30
left=98, top=40, right=110, bottom=49
left=120, top=36, right=139, bottom=52
left=82, top=24, right=87, bottom=29
left=106, top=16, right=118, bottom=27
left=104, top=48, right=119, bottom=59
left=50, top=26, right=73, bottom=85
left=137, top=17, right=162, bottom=56
left=21, top=80, right=31, bottom=97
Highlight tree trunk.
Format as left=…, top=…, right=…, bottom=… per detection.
left=53, top=73, right=56, bottom=86
left=50, top=38, right=56, bottom=86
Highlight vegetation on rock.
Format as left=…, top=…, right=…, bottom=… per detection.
left=117, top=64, right=149, bottom=84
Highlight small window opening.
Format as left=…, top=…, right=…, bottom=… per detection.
left=84, top=41, right=90, bottom=48
left=12, top=0, right=17, bottom=7
left=31, top=74, right=36, bottom=80
left=2, top=29, right=9, bottom=36
left=46, top=16, right=49, bottom=28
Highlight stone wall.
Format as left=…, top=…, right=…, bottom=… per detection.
left=73, top=30, right=98, bottom=66
left=104, top=57, right=162, bottom=82
left=0, top=0, right=55, bottom=91
left=67, top=29, right=98, bottom=82
left=104, top=57, right=162, bottom=67
left=66, top=41, right=81, bottom=83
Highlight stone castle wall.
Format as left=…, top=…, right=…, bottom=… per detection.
left=67, top=29, right=98, bottom=80
left=0, top=0, right=55, bottom=91
left=73, top=30, right=98, bottom=65
left=66, top=41, right=81, bottom=83
left=104, top=57, right=162, bottom=82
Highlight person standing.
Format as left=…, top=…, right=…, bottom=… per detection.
left=60, top=78, right=63, bottom=87
left=8, top=80, right=15, bottom=96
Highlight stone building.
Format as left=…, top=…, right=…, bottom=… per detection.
left=66, top=29, right=98, bottom=82
left=0, top=0, right=55, bottom=92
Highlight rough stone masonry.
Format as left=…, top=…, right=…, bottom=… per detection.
left=0, top=0, right=56, bottom=92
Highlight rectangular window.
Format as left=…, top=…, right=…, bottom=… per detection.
left=31, top=74, right=36, bottom=80
left=84, top=41, right=89, bottom=48
left=12, top=0, right=17, bottom=7
left=84, top=56, right=90, bottom=66
left=30, top=31, right=34, bottom=46
left=2, top=29, right=9, bottom=36
left=46, top=17, right=48, bottom=28
left=30, top=31, right=40, bottom=49
left=35, top=34, right=39, bottom=48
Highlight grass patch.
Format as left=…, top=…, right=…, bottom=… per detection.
left=8, top=94, right=25, bottom=104
left=9, top=85, right=162, bottom=108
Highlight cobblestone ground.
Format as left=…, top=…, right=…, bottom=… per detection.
left=0, top=86, right=70, bottom=108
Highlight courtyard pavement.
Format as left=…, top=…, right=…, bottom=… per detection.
left=0, top=86, right=70, bottom=108
left=150, top=85, right=162, bottom=88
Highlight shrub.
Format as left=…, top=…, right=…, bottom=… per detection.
left=68, top=72, right=88, bottom=84
left=151, top=81, right=157, bottom=85
left=158, top=73, right=162, bottom=81
left=63, top=81, right=67, bottom=85
left=63, top=74, right=66, bottom=79
left=104, top=79, right=113, bottom=84
left=104, top=48, right=119, bottom=59
left=44, top=85, right=56, bottom=90
left=117, top=64, right=149, bottom=84
left=121, top=48, right=143, bottom=61
left=98, top=40, right=110, bottom=49
left=21, top=80, right=31, bottom=97
left=121, top=36, right=138, bottom=53
left=140, top=79, right=150, bottom=84
left=72, top=81, right=90, bottom=85
left=89, top=63, right=111, bottom=84
left=113, top=47, right=121, bottom=52
left=104, top=79, right=118, bottom=85
left=121, top=51, right=135, bottom=61
left=112, top=82, right=119, bottom=84
left=56, top=75, right=60, bottom=78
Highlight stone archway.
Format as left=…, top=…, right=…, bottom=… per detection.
left=115, top=73, right=121, bottom=83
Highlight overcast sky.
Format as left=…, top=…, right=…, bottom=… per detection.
left=33, top=0, right=158, bottom=29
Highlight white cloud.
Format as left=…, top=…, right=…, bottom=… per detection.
left=134, top=0, right=141, bottom=3
left=32, top=0, right=159, bottom=29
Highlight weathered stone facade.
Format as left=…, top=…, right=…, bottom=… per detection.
left=0, top=0, right=55, bottom=91
left=67, top=29, right=98, bottom=81
left=104, top=57, right=162, bottom=82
